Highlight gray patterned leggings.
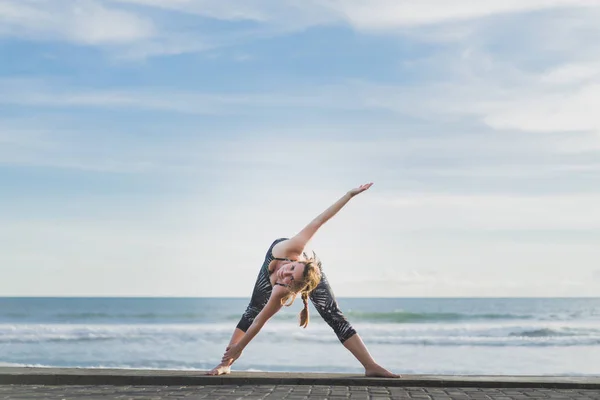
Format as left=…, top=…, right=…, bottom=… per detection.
left=307, top=268, right=357, bottom=343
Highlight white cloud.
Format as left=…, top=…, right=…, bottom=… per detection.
left=104, top=0, right=600, bottom=58
left=111, top=0, right=335, bottom=26
left=338, top=266, right=600, bottom=297
left=540, top=63, right=600, bottom=85
left=0, top=118, right=207, bottom=173
left=0, top=79, right=252, bottom=112
left=1, top=109, right=598, bottom=186
left=1, top=0, right=599, bottom=61
left=0, top=78, right=384, bottom=114
left=110, top=0, right=600, bottom=30
left=4, top=73, right=598, bottom=138
left=368, top=193, right=600, bottom=230
left=482, top=84, right=600, bottom=133
left=0, top=0, right=155, bottom=44
left=321, top=0, right=598, bottom=30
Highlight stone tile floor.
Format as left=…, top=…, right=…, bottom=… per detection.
left=0, top=385, right=598, bottom=400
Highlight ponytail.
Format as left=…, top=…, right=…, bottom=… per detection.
left=299, top=292, right=309, bottom=328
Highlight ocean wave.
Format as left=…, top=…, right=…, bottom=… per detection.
left=0, top=361, right=205, bottom=370
left=365, top=335, right=600, bottom=347
left=0, top=324, right=231, bottom=344
left=226, top=310, right=534, bottom=323
left=1, top=310, right=590, bottom=324
left=342, top=310, right=533, bottom=323
left=53, top=312, right=208, bottom=321
left=0, top=361, right=57, bottom=368
left=3, top=313, right=28, bottom=318
left=1, top=334, right=125, bottom=344
left=508, top=327, right=600, bottom=338
left=3, top=322, right=600, bottom=347
left=0, top=312, right=210, bottom=322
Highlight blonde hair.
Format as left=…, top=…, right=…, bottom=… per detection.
left=280, top=251, right=322, bottom=328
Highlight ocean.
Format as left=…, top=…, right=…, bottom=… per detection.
left=1, top=297, right=599, bottom=376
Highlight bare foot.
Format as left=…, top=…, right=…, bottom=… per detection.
left=365, top=364, right=401, bottom=378
left=206, top=364, right=231, bottom=376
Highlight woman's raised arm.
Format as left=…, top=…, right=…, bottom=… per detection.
left=282, top=183, right=373, bottom=254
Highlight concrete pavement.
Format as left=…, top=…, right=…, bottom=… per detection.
left=1, top=368, right=599, bottom=389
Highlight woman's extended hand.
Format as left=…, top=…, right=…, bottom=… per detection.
left=221, top=344, right=243, bottom=364
left=348, top=182, right=373, bottom=197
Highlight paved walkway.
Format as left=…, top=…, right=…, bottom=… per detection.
left=2, top=368, right=599, bottom=389
left=1, top=384, right=599, bottom=399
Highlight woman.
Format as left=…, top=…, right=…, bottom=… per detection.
left=207, top=183, right=399, bottom=378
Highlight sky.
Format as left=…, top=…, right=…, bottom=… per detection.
left=1, top=0, right=599, bottom=298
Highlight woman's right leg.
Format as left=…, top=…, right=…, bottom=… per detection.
left=310, top=270, right=400, bottom=378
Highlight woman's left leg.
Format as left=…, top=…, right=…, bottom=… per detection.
left=309, top=270, right=400, bottom=378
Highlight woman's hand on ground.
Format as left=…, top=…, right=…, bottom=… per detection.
left=206, top=363, right=231, bottom=376
left=348, top=182, right=373, bottom=197
left=221, top=344, right=243, bottom=364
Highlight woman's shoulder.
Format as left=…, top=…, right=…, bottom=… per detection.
left=270, top=237, right=288, bottom=254
left=272, top=238, right=304, bottom=260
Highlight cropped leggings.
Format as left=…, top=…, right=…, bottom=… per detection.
left=236, top=266, right=357, bottom=343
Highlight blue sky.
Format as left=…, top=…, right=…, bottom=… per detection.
left=1, top=0, right=599, bottom=297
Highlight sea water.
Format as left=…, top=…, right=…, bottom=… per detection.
left=1, top=297, right=599, bottom=375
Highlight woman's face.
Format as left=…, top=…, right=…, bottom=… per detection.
left=277, top=261, right=306, bottom=287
